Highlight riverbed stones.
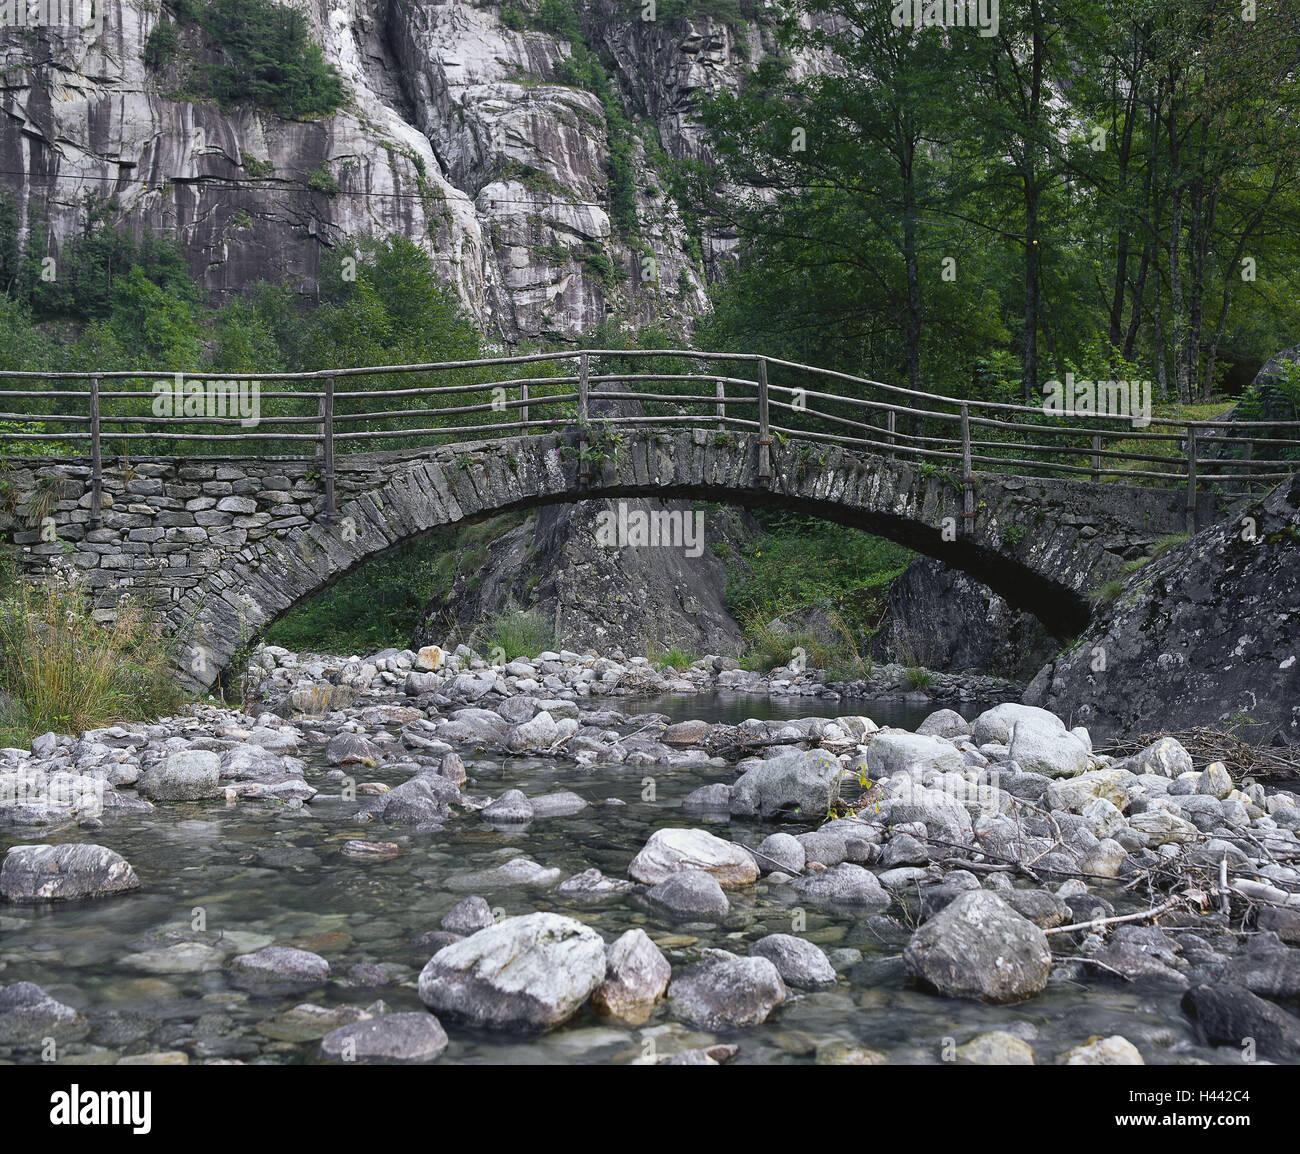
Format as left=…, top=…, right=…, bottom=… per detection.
left=440, top=896, right=494, bottom=936
left=1118, top=736, right=1193, bottom=778
left=790, top=863, right=890, bottom=909
left=417, top=912, right=607, bottom=1033
left=862, top=732, right=965, bottom=777
left=1044, top=768, right=1128, bottom=813
left=1197, top=761, right=1235, bottom=800
left=644, top=870, right=730, bottom=920
left=448, top=857, right=562, bottom=890
left=1060, top=1035, right=1144, bottom=1064
left=1182, top=984, right=1300, bottom=1058
left=750, top=934, right=836, bottom=990
left=628, top=828, right=758, bottom=888
left=668, top=955, right=787, bottom=1030
left=904, top=891, right=1051, bottom=1003
left=374, top=777, right=454, bottom=825
left=956, top=1031, right=1035, bottom=1064
left=729, top=747, right=845, bottom=819
left=320, top=1012, right=449, bottom=1064
left=482, top=789, right=534, bottom=823
left=0, top=982, right=88, bottom=1045
left=755, top=832, right=805, bottom=875
left=971, top=703, right=1066, bottom=746
left=591, top=929, right=671, bottom=1021
left=916, top=708, right=970, bottom=738
left=138, top=749, right=220, bottom=801
left=1008, top=716, right=1090, bottom=778
left=0, top=843, right=140, bottom=902
left=228, top=946, right=330, bottom=993
left=325, top=732, right=382, bottom=767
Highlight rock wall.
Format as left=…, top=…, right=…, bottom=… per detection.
left=415, top=501, right=752, bottom=656
left=0, top=0, right=787, bottom=342
left=1025, top=474, right=1300, bottom=745
left=869, top=557, right=1056, bottom=681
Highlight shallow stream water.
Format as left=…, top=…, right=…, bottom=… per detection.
left=0, top=693, right=1239, bottom=1064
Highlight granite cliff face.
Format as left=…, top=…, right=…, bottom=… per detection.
left=0, top=0, right=783, bottom=342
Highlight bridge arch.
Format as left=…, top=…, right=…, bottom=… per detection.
left=139, top=430, right=1190, bottom=690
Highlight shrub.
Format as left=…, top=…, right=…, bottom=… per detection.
left=474, top=609, right=555, bottom=661
left=0, top=569, right=185, bottom=744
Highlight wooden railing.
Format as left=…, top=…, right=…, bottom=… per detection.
left=1, top=350, right=1296, bottom=534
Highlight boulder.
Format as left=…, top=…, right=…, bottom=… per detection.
left=319, top=1012, right=448, bottom=1064
left=1181, top=984, right=1300, bottom=1059
left=750, top=934, right=836, bottom=990
left=138, top=750, right=220, bottom=801
left=417, top=912, right=607, bottom=1033
left=590, top=929, right=671, bottom=1021
left=729, top=747, right=845, bottom=820
left=644, top=870, right=730, bottom=920
left=1, top=843, right=140, bottom=902
left=667, top=956, right=787, bottom=1030
left=789, top=863, right=890, bottom=908
left=441, top=896, right=495, bottom=936
left=1008, top=716, right=1090, bottom=778
left=0, top=982, right=88, bottom=1045
left=628, top=828, right=758, bottom=889
left=228, top=946, right=330, bottom=994
left=903, top=891, right=1051, bottom=1003
left=1060, top=1035, right=1144, bottom=1064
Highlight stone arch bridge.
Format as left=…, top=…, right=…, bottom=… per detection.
left=5, top=429, right=1206, bottom=691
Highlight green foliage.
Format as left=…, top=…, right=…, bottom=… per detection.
left=900, top=666, right=933, bottom=691
left=726, top=512, right=913, bottom=627
left=0, top=569, right=185, bottom=745
left=305, top=164, right=340, bottom=196
left=474, top=609, right=557, bottom=661
left=170, top=0, right=345, bottom=119
left=651, top=645, right=697, bottom=671
left=143, top=19, right=180, bottom=72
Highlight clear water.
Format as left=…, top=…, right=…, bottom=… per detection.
left=0, top=698, right=1232, bottom=1065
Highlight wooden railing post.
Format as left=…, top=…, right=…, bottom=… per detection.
left=1091, top=432, right=1101, bottom=483
left=757, top=357, right=771, bottom=483
left=715, top=379, right=726, bottom=431
left=1186, top=425, right=1198, bottom=535
left=577, top=352, right=590, bottom=486
left=323, top=375, right=336, bottom=519
left=520, top=381, right=529, bottom=434
left=89, top=375, right=102, bottom=527
left=886, top=409, right=896, bottom=458
left=960, top=402, right=974, bottom=529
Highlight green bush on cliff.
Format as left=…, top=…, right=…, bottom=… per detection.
left=165, top=0, right=345, bottom=120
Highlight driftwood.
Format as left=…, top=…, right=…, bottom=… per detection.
left=1098, top=726, right=1300, bottom=783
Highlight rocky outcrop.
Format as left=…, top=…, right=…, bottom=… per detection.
left=1025, top=473, right=1300, bottom=745
left=870, top=557, right=1056, bottom=680
left=0, top=0, right=789, bottom=341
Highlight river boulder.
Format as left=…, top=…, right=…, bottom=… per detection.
left=903, top=891, right=1052, bottom=1003
left=628, top=827, right=758, bottom=888
left=417, top=912, right=607, bottom=1033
